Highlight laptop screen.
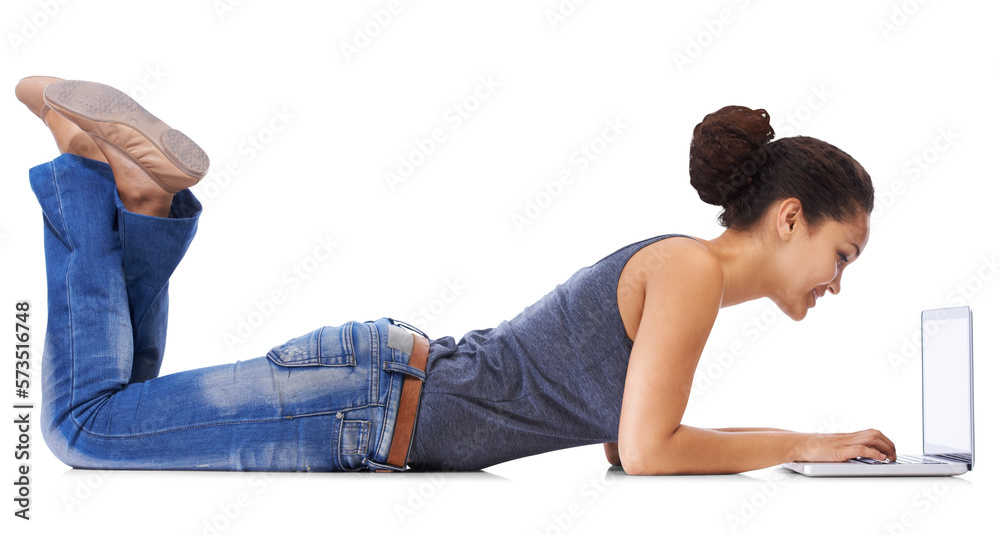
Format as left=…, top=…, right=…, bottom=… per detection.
left=921, top=307, right=974, bottom=460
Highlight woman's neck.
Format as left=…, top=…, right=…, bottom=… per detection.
left=701, top=228, right=775, bottom=308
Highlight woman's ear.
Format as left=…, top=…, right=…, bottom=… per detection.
left=774, top=198, right=803, bottom=240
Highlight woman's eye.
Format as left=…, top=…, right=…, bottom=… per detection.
left=837, top=253, right=848, bottom=264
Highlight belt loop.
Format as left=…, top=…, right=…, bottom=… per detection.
left=383, top=361, right=427, bottom=382
left=381, top=333, right=429, bottom=471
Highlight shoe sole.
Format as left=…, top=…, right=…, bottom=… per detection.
left=43, top=80, right=210, bottom=182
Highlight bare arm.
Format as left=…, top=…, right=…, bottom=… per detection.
left=711, top=428, right=793, bottom=433
left=622, top=426, right=895, bottom=474
left=615, top=242, right=895, bottom=475
left=604, top=431, right=788, bottom=467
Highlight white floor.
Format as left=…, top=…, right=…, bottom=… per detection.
left=23, top=443, right=994, bottom=534
left=4, top=1, right=998, bottom=533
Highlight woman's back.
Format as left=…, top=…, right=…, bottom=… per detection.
left=408, top=234, right=694, bottom=470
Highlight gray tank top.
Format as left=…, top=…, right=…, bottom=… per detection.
left=408, top=234, right=695, bottom=470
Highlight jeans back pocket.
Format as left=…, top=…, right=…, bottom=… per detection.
left=266, top=322, right=359, bottom=367
left=265, top=321, right=375, bottom=414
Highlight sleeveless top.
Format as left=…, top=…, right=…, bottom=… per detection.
left=407, top=234, right=696, bottom=470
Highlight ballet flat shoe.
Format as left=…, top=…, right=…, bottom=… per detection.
left=43, top=79, right=209, bottom=194
left=15, top=75, right=63, bottom=123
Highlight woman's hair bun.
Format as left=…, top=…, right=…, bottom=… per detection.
left=689, top=106, right=775, bottom=206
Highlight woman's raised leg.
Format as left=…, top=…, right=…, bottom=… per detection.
left=29, top=80, right=409, bottom=471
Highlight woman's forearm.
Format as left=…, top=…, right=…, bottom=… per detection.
left=710, top=427, right=794, bottom=433
left=622, top=424, right=806, bottom=475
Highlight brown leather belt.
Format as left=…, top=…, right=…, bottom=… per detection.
left=379, top=333, right=429, bottom=471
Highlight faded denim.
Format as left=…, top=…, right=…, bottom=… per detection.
left=33, top=154, right=420, bottom=471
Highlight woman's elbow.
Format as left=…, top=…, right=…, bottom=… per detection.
left=618, top=441, right=678, bottom=476
left=620, top=453, right=662, bottom=475
left=619, top=456, right=649, bottom=475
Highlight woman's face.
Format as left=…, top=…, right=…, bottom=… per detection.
left=773, top=210, right=870, bottom=321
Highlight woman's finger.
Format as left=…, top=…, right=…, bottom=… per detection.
left=861, top=431, right=897, bottom=460
left=847, top=444, right=888, bottom=462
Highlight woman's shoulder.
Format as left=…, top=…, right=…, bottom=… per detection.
left=627, top=234, right=721, bottom=280
left=630, top=236, right=723, bottom=304
left=618, top=235, right=723, bottom=339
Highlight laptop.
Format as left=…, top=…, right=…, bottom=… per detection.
left=783, top=306, right=974, bottom=477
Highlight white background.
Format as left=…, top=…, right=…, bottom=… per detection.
left=1, top=0, right=997, bottom=533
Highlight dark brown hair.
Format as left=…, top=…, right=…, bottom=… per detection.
left=689, top=105, right=874, bottom=230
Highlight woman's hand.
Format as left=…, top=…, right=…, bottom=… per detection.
left=795, top=429, right=897, bottom=462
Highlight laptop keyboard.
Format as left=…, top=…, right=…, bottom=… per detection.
left=933, top=453, right=972, bottom=464
left=854, top=454, right=945, bottom=465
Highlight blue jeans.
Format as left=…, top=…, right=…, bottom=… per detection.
left=32, top=154, right=423, bottom=471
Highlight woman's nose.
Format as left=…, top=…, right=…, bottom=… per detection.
left=827, top=272, right=844, bottom=295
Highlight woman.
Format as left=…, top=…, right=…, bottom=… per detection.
left=17, top=76, right=896, bottom=475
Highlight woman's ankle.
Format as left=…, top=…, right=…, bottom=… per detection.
left=47, top=113, right=108, bottom=163
left=59, top=130, right=108, bottom=163
left=120, top=192, right=173, bottom=218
